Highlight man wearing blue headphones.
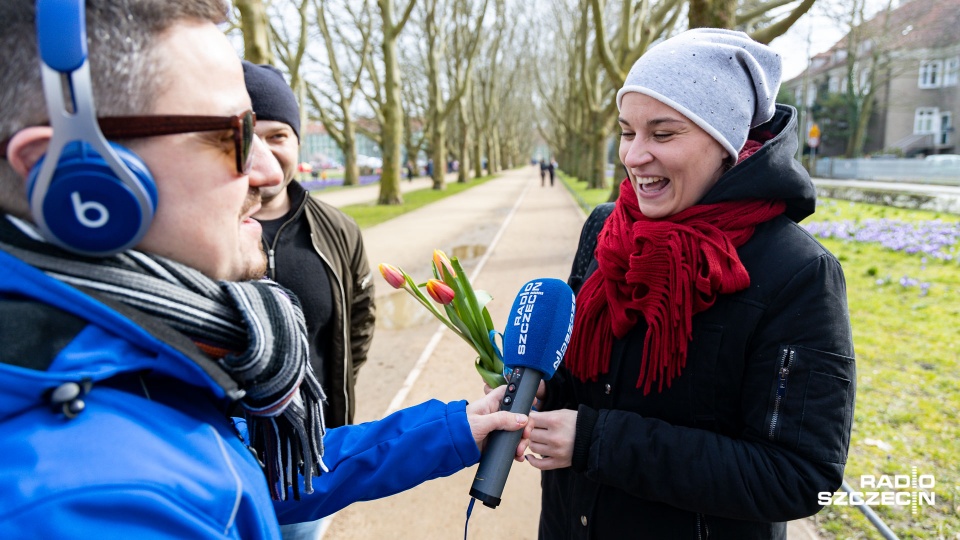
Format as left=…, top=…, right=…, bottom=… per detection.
left=0, top=1, right=531, bottom=537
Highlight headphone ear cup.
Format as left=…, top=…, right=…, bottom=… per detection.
left=27, top=141, right=158, bottom=256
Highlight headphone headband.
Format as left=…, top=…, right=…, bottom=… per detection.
left=37, top=0, right=87, bottom=72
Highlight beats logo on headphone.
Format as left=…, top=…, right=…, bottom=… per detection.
left=27, top=0, right=157, bottom=257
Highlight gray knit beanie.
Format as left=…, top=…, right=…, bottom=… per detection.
left=616, top=28, right=781, bottom=163
left=242, top=61, right=301, bottom=141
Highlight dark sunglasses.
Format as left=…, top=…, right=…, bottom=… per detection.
left=95, top=110, right=256, bottom=174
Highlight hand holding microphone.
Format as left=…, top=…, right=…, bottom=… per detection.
left=469, top=278, right=575, bottom=509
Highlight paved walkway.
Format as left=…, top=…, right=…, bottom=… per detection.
left=314, top=166, right=822, bottom=539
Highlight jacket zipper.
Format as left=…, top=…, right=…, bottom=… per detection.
left=696, top=513, right=708, bottom=539
left=310, top=232, right=349, bottom=423
left=768, top=348, right=794, bottom=440
left=263, top=203, right=302, bottom=281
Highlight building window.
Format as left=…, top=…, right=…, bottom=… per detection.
left=919, top=60, right=943, bottom=88
left=940, top=112, right=952, bottom=146
left=945, top=57, right=960, bottom=87
left=914, top=108, right=938, bottom=134
left=828, top=75, right=840, bottom=94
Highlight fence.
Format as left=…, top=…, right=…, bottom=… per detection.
left=815, top=158, right=960, bottom=186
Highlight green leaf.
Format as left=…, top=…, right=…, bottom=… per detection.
left=443, top=263, right=484, bottom=342
left=481, top=306, right=496, bottom=337
left=449, top=257, right=499, bottom=359
left=476, top=361, right=506, bottom=388
left=444, top=303, right=489, bottom=352
left=474, top=290, right=493, bottom=309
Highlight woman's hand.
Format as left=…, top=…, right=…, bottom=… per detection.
left=525, top=409, right=578, bottom=470
left=466, top=384, right=534, bottom=462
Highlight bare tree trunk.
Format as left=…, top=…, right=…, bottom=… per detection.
left=342, top=119, right=360, bottom=186
left=236, top=0, right=273, bottom=64
left=430, top=121, right=447, bottom=189
left=473, top=132, right=483, bottom=178
left=426, top=0, right=446, bottom=190
left=589, top=129, right=607, bottom=189
left=490, top=129, right=501, bottom=173
left=376, top=0, right=417, bottom=205
left=457, top=107, right=471, bottom=183
left=688, top=0, right=736, bottom=29
left=380, top=36, right=405, bottom=204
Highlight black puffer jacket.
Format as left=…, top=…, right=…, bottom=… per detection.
left=540, top=105, right=856, bottom=540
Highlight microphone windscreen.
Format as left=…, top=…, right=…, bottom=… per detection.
left=501, top=278, right=575, bottom=380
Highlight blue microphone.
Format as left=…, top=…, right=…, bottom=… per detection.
left=469, top=278, right=575, bottom=508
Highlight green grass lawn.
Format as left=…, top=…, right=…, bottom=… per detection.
left=804, top=200, right=960, bottom=539
left=558, top=171, right=617, bottom=212
left=559, top=172, right=960, bottom=538
left=337, top=174, right=496, bottom=229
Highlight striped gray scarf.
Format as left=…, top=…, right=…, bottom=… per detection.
left=1, top=216, right=326, bottom=501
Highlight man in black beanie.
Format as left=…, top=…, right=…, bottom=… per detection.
left=242, top=61, right=375, bottom=432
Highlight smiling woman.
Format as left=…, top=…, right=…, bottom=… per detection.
left=529, top=28, right=857, bottom=540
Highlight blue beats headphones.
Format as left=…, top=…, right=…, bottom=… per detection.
left=27, top=0, right=157, bottom=256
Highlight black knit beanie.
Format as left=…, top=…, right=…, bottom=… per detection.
left=242, top=61, right=301, bottom=141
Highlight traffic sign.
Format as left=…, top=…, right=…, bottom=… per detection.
left=807, top=123, right=821, bottom=148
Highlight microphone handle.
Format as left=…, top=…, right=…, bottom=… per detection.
left=469, top=366, right=542, bottom=508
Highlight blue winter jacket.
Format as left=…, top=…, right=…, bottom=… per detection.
left=0, top=248, right=481, bottom=538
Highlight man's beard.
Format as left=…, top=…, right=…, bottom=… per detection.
left=237, top=247, right=268, bottom=282
left=237, top=189, right=268, bottom=282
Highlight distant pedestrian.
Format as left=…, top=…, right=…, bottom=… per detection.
left=548, top=158, right=556, bottom=187
left=406, top=161, right=415, bottom=182
left=539, top=159, right=547, bottom=187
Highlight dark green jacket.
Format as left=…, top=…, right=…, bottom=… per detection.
left=265, top=181, right=375, bottom=426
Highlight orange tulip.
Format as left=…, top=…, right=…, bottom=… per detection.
left=426, top=279, right=455, bottom=304
left=433, top=249, right=457, bottom=279
left=379, top=263, right=406, bottom=289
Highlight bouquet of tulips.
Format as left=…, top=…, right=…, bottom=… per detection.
left=378, top=250, right=506, bottom=388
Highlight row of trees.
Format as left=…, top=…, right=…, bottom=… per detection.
left=232, top=0, right=820, bottom=205
left=231, top=0, right=539, bottom=204
left=534, top=0, right=817, bottom=200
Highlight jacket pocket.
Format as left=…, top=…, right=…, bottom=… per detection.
left=767, top=345, right=855, bottom=463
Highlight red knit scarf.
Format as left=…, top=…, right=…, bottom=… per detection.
left=565, top=179, right=786, bottom=394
